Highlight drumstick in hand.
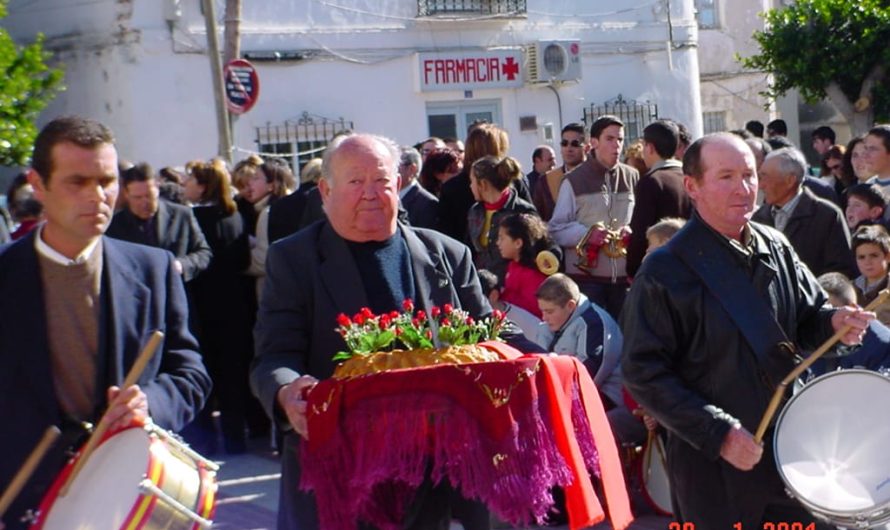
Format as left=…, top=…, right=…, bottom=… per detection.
left=0, top=426, right=61, bottom=519
left=60, top=330, right=164, bottom=497
left=754, top=289, right=889, bottom=444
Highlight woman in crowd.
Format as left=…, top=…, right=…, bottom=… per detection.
left=231, top=155, right=265, bottom=235
left=419, top=147, right=462, bottom=197
left=5, top=173, right=43, bottom=240
left=821, top=144, right=850, bottom=205
left=844, top=136, right=872, bottom=184
left=182, top=159, right=254, bottom=454
left=438, top=122, right=531, bottom=242
left=623, top=138, right=648, bottom=175
left=467, top=155, right=538, bottom=280
left=245, top=157, right=295, bottom=300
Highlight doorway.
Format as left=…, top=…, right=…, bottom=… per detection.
left=426, top=100, right=502, bottom=140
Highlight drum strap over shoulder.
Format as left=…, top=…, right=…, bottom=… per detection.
left=669, top=218, right=796, bottom=385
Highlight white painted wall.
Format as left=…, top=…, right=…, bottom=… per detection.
left=6, top=0, right=703, bottom=170
left=697, top=0, right=774, bottom=131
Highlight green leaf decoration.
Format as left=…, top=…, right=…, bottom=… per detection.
left=332, top=351, right=353, bottom=361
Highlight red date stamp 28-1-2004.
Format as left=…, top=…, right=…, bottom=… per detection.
left=668, top=521, right=816, bottom=530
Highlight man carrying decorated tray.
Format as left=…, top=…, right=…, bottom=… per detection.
left=250, top=133, right=541, bottom=530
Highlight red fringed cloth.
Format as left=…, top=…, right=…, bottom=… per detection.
left=301, top=342, right=632, bottom=530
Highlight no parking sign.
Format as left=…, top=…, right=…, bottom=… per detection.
left=223, top=59, right=260, bottom=114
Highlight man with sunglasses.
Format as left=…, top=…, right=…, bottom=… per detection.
left=549, top=115, right=639, bottom=319
left=533, top=123, right=587, bottom=221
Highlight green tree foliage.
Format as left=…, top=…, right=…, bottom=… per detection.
left=0, top=0, right=64, bottom=166
left=740, top=0, right=890, bottom=134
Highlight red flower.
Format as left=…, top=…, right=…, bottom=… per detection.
left=389, top=310, right=400, bottom=320
left=379, top=314, right=391, bottom=328
left=412, top=317, right=421, bottom=327
left=402, top=298, right=414, bottom=313
left=465, top=316, right=474, bottom=325
left=360, top=307, right=374, bottom=320
left=394, top=327, right=403, bottom=336
left=431, top=306, right=441, bottom=318
left=443, top=303, right=454, bottom=314
left=426, top=330, right=433, bottom=339
left=492, top=309, right=505, bottom=321
left=441, top=318, right=452, bottom=327
left=336, top=313, right=352, bottom=327
left=416, top=310, right=426, bottom=321
left=353, top=313, right=366, bottom=325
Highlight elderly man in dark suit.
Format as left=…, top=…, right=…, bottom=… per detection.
left=0, top=117, right=210, bottom=530
left=251, top=133, right=539, bottom=530
left=106, top=163, right=212, bottom=282
left=398, top=146, right=439, bottom=229
left=752, top=147, right=855, bottom=278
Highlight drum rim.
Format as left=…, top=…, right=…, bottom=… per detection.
left=33, top=425, right=155, bottom=529
left=638, top=434, right=672, bottom=516
left=773, top=368, right=890, bottom=519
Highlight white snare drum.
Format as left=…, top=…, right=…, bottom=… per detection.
left=774, top=369, right=890, bottom=528
left=640, top=432, right=672, bottom=516
left=32, top=423, right=218, bottom=530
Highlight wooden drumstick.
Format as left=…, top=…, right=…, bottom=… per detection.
left=0, top=426, right=61, bottom=518
left=754, top=289, right=890, bottom=444
left=60, top=330, right=164, bottom=497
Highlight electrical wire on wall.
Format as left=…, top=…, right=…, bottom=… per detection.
left=547, top=84, right=564, bottom=132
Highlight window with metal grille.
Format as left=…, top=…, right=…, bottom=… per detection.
left=417, top=0, right=526, bottom=16
left=702, top=111, right=726, bottom=135
left=694, top=0, right=719, bottom=29
left=255, top=113, right=354, bottom=174
left=583, top=95, right=658, bottom=146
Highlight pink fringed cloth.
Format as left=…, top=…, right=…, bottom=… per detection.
left=301, top=342, right=633, bottom=530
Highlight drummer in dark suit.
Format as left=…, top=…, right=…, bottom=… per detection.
left=0, top=117, right=210, bottom=530
left=621, top=133, right=871, bottom=528
left=251, top=133, right=539, bottom=530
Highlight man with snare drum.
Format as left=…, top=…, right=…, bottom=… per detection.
left=621, top=133, right=872, bottom=528
left=0, top=117, right=210, bottom=529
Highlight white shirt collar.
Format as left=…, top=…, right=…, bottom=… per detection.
left=34, top=224, right=101, bottom=266
left=647, top=159, right=682, bottom=173
left=399, top=180, right=418, bottom=199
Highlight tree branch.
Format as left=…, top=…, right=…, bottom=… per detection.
left=825, top=82, right=855, bottom=125
left=861, top=64, right=886, bottom=100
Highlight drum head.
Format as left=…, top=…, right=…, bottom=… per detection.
left=641, top=435, right=672, bottom=516
left=39, top=428, right=151, bottom=529
left=775, top=370, right=890, bottom=517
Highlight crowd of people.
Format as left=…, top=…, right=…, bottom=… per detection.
left=3, top=112, right=890, bottom=530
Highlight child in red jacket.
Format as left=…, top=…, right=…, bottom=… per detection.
left=496, top=212, right=558, bottom=317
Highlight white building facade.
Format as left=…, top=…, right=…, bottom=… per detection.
left=695, top=0, right=774, bottom=135
left=6, top=0, right=703, bottom=172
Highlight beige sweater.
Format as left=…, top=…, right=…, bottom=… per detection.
left=38, top=243, right=103, bottom=420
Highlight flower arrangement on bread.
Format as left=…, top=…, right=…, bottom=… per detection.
left=332, top=299, right=506, bottom=379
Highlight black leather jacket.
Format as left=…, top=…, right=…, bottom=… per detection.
left=620, top=214, right=835, bottom=525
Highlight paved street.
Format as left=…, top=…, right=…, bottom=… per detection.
left=210, top=439, right=671, bottom=530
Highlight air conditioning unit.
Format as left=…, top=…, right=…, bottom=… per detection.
left=525, top=40, right=582, bottom=84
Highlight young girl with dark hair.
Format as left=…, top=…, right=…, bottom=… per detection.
left=496, top=213, right=558, bottom=317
